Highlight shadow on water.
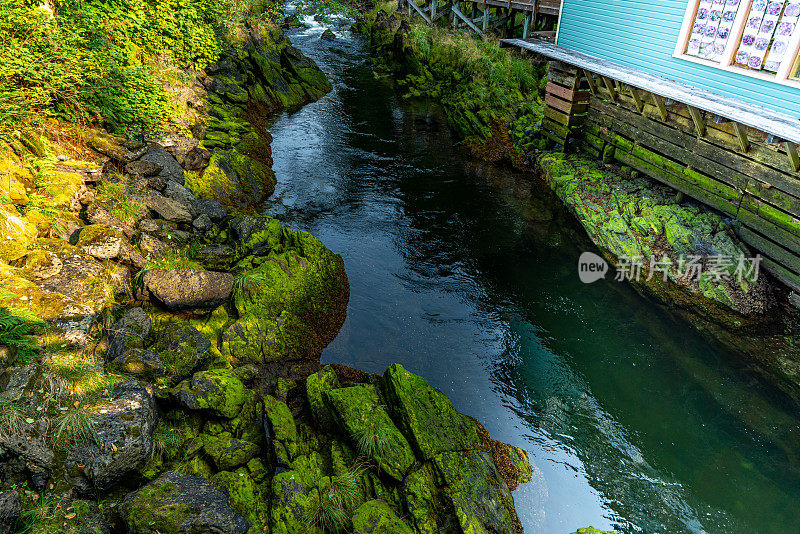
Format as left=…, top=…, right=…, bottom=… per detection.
left=264, top=18, right=800, bottom=533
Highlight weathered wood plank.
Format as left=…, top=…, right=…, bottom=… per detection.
left=542, top=117, right=570, bottom=140
left=734, top=123, right=750, bottom=153
left=500, top=38, right=800, bottom=145
left=738, top=227, right=800, bottom=276
left=587, top=96, right=800, bottom=199
left=546, top=81, right=590, bottom=102
left=788, top=142, right=800, bottom=172
left=762, top=257, right=800, bottom=294
left=546, top=94, right=587, bottom=114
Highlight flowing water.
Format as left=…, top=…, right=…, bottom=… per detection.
left=264, top=18, right=800, bottom=533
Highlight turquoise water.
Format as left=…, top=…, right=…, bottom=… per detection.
left=265, top=20, right=800, bottom=533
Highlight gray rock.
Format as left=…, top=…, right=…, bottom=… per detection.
left=194, top=245, right=234, bottom=270
left=150, top=323, right=211, bottom=383
left=106, top=307, right=151, bottom=361
left=146, top=174, right=169, bottom=192
left=67, top=382, right=157, bottom=495
left=139, top=148, right=184, bottom=186
left=125, top=160, right=162, bottom=177
left=120, top=471, right=249, bottom=534
left=142, top=269, right=233, bottom=312
left=192, top=214, right=213, bottom=232
left=85, top=204, right=136, bottom=238
left=145, top=193, right=192, bottom=224
left=108, top=348, right=164, bottom=380
left=163, top=180, right=198, bottom=217
left=0, top=490, right=21, bottom=533
left=194, top=198, right=227, bottom=221
left=138, top=219, right=159, bottom=233
left=77, top=225, right=124, bottom=260
left=138, top=233, right=170, bottom=258
left=183, top=147, right=211, bottom=170
left=166, top=137, right=199, bottom=164
left=321, top=28, right=336, bottom=40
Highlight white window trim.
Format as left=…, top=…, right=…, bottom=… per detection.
left=673, top=0, right=800, bottom=88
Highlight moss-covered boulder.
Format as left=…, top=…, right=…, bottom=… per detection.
left=173, top=369, right=247, bottom=419
left=570, top=528, right=617, bottom=534
left=382, top=363, right=480, bottom=459
left=325, top=384, right=415, bottom=481
left=211, top=468, right=269, bottom=530
left=539, top=153, right=773, bottom=327
left=193, top=147, right=275, bottom=212
left=434, top=449, right=520, bottom=534
left=352, top=499, right=413, bottom=534
left=264, top=394, right=299, bottom=467
left=202, top=432, right=261, bottom=471
left=77, top=224, right=124, bottom=260
left=220, top=217, right=349, bottom=364
left=151, top=323, right=213, bottom=387
left=120, top=471, right=249, bottom=534
left=306, top=364, right=341, bottom=429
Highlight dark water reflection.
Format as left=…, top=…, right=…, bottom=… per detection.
left=264, top=19, right=800, bottom=533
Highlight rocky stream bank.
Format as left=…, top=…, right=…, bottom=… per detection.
left=0, top=19, right=538, bottom=534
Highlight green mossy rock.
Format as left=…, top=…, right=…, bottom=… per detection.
left=0, top=204, right=37, bottom=262
left=195, top=148, right=276, bottom=212
left=382, top=363, right=480, bottom=460
left=434, top=450, right=520, bottom=534
left=173, top=369, right=247, bottom=419
left=269, top=471, right=321, bottom=534
left=211, top=469, right=269, bottom=530
left=202, top=432, right=261, bottom=471
left=325, top=384, right=415, bottom=481
left=351, top=499, right=413, bottom=534
left=120, top=471, right=249, bottom=534
left=570, top=529, right=617, bottom=534
left=221, top=217, right=349, bottom=364
left=263, top=394, right=299, bottom=466
left=538, top=153, right=772, bottom=323
left=306, top=364, right=341, bottom=430
left=402, top=463, right=444, bottom=534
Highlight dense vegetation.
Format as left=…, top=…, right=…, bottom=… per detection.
left=0, top=0, right=283, bottom=137
left=362, top=3, right=547, bottom=163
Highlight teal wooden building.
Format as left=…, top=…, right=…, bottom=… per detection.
left=556, top=0, right=800, bottom=119
left=502, top=0, right=800, bottom=293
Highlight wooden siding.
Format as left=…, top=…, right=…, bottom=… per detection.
left=557, top=0, right=800, bottom=119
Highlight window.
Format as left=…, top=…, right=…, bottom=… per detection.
left=675, top=0, right=800, bottom=86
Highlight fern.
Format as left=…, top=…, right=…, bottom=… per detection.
left=0, top=307, right=43, bottom=358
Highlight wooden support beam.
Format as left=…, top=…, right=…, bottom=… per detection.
left=522, top=13, right=530, bottom=39
left=431, top=0, right=437, bottom=20
left=451, top=4, right=483, bottom=36
left=601, top=76, right=617, bottom=101
left=628, top=86, right=644, bottom=114
left=582, top=69, right=598, bottom=96
left=787, top=142, right=800, bottom=172
left=687, top=105, right=706, bottom=137
left=482, top=3, right=489, bottom=30
left=733, top=122, right=750, bottom=153
left=651, top=93, right=668, bottom=121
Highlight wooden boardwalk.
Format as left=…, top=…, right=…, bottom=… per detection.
left=399, top=0, right=560, bottom=39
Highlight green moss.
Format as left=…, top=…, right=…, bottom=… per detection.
left=211, top=469, right=269, bottom=529
left=122, top=481, right=198, bottom=533
left=351, top=499, right=413, bottom=534
left=222, top=219, right=348, bottom=364
left=172, top=369, right=247, bottom=419
left=325, top=384, right=415, bottom=481
left=382, top=363, right=479, bottom=460
left=306, top=365, right=341, bottom=430
left=202, top=432, right=261, bottom=471
left=402, top=463, right=442, bottom=534
left=263, top=394, right=298, bottom=466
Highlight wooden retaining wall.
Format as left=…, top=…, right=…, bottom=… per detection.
left=540, top=61, right=800, bottom=292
